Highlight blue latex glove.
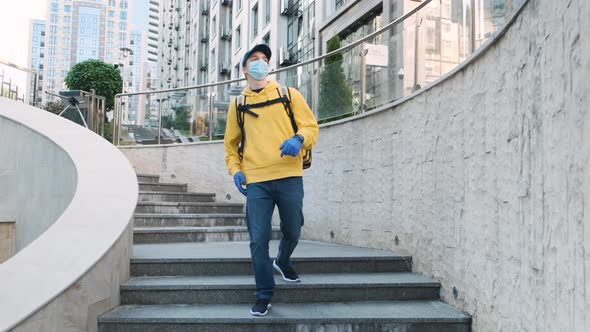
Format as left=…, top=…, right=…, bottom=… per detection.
left=233, top=171, right=247, bottom=196
left=279, top=135, right=303, bottom=157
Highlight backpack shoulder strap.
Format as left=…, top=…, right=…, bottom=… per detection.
left=277, top=86, right=298, bottom=133
left=235, top=95, right=247, bottom=159
left=280, top=86, right=289, bottom=102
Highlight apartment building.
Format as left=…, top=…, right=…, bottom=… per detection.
left=41, top=0, right=132, bottom=105
left=27, top=19, right=46, bottom=106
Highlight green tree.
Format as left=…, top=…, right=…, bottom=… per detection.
left=317, top=36, right=353, bottom=120
left=172, top=106, right=190, bottom=131
left=64, top=59, right=122, bottom=111
left=161, top=106, right=190, bottom=131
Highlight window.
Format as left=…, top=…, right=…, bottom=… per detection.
left=64, top=5, right=71, bottom=12
left=252, top=4, right=258, bottom=38
left=264, top=0, right=270, bottom=25
left=51, top=3, right=59, bottom=12
left=108, top=20, right=115, bottom=28
left=109, top=10, right=115, bottom=17
left=120, top=11, right=127, bottom=20
left=63, top=26, right=71, bottom=34
left=120, top=22, right=127, bottom=30
left=236, top=0, right=242, bottom=12
left=263, top=32, right=270, bottom=45
left=235, top=25, right=241, bottom=49
left=50, top=14, right=58, bottom=24
left=63, top=16, right=71, bottom=24
left=109, top=0, right=115, bottom=6
left=212, top=16, right=217, bottom=37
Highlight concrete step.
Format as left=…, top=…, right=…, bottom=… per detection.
left=131, top=241, right=412, bottom=276
left=133, top=226, right=281, bottom=244
left=136, top=174, right=159, bottom=184
left=120, top=273, right=440, bottom=305
left=134, top=213, right=245, bottom=227
left=138, top=191, right=215, bottom=203
left=135, top=202, right=244, bottom=214
left=138, top=182, right=188, bottom=193
left=98, top=301, right=471, bottom=332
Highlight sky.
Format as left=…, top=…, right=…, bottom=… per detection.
left=0, top=1, right=47, bottom=93
left=0, top=0, right=148, bottom=96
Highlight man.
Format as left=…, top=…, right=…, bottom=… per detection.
left=224, top=44, right=319, bottom=316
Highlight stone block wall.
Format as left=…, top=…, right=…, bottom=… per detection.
left=0, top=220, right=15, bottom=263
left=301, top=0, right=589, bottom=330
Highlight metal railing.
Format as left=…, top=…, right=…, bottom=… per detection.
left=113, top=0, right=525, bottom=146
left=0, top=59, right=39, bottom=106
left=45, top=89, right=107, bottom=137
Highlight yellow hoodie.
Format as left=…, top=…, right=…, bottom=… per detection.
left=224, top=80, right=319, bottom=184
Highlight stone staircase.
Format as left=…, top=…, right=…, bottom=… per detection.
left=98, top=174, right=471, bottom=332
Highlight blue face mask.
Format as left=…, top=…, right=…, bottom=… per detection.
left=247, top=60, right=269, bottom=80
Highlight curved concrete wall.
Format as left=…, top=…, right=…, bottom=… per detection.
left=0, top=110, right=76, bottom=252
left=120, top=0, right=589, bottom=330
left=0, top=98, right=138, bottom=331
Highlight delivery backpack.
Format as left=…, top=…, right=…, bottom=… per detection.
left=235, top=86, right=312, bottom=169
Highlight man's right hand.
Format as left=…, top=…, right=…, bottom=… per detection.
left=233, top=171, right=247, bottom=196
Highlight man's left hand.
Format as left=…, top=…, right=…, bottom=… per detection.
left=279, top=136, right=303, bottom=157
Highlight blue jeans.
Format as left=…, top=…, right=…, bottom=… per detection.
left=246, top=176, right=304, bottom=300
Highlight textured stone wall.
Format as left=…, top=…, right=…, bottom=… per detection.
left=0, top=221, right=15, bottom=263
left=302, top=0, right=589, bottom=331
left=119, top=0, right=589, bottom=330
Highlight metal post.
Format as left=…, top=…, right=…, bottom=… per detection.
left=113, top=98, right=120, bottom=145
left=413, top=15, right=422, bottom=92
left=157, top=96, right=163, bottom=145
left=32, top=72, right=39, bottom=107
left=100, top=99, right=105, bottom=137
left=118, top=97, right=124, bottom=144
left=470, top=0, right=475, bottom=54
left=0, top=70, right=4, bottom=97
left=208, top=87, right=215, bottom=141
left=360, top=43, right=367, bottom=114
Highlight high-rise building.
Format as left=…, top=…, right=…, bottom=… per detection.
left=41, top=0, right=132, bottom=105
left=147, top=0, right=160, bottom=63
left=27, top=19, right=46, bottom=106
left=126, top=30, right=147, bottom=126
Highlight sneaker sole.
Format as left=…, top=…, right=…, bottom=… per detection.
left=250, top=303, right=272, bottom=316
left=273, top=260, right=301, bottom=282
